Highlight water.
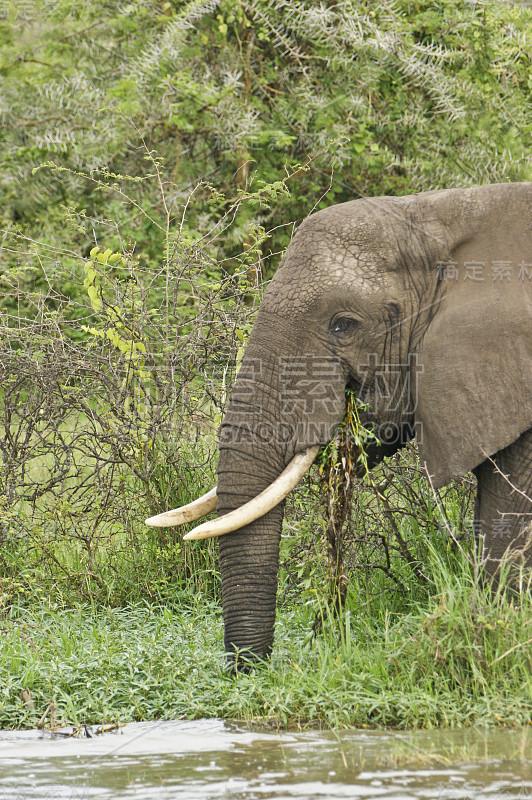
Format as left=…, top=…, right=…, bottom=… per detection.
left=0, top=720, right=530, bottom=799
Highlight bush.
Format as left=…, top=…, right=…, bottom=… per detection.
left=0, top=158, right=273, bottom=604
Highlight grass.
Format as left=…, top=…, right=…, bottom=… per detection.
left=1, top=545, right=530, bottom=731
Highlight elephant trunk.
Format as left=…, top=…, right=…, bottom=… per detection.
left=215, top=327, right=303, bottom=665
left=215, top=318, right=346, bottom=665
left=218, top=504, right=285, bottom=664
left=216, top=419, right=289, bottom=665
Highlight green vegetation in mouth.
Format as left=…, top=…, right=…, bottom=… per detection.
left=315, top=394, right=377, bottom=612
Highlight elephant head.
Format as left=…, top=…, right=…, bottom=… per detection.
left=147, top=183, right=532, bottom=666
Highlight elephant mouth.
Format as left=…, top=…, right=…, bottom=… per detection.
left=145, top=445, right=320, bottom=540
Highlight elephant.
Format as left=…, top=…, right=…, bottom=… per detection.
left=147, top=183, right=532, bottom=667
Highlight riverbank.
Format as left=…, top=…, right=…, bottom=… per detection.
left=2, top=565, right=530, bottom=731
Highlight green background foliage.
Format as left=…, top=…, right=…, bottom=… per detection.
left=2, top=0, right=531, bottom=264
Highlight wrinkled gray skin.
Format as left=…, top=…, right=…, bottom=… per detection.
left=217, top=184, right=532, bottom=667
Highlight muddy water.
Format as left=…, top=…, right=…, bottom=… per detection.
left=0, top=720, right=530, bottom=799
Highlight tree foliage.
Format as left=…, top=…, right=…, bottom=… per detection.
left=1, top=0, right=531, bottom=263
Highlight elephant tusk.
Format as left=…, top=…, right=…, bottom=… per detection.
left=145, top=487, right=217, bottom=527
left=183, top=445, right=320, bottom=541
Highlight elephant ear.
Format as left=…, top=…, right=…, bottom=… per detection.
left=413, top=183, right=532, bottom=488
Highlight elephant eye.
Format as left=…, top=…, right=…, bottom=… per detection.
left=330, top=316, right=359, bottom=337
